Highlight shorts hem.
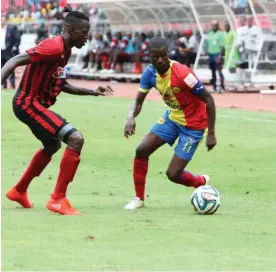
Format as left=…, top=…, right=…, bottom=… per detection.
left=150, top=130, right=175, bottom=146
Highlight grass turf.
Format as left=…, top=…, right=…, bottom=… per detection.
left=2, top=90, right=276, bottom=271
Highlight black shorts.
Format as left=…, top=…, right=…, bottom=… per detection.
left=13, top=101, right=77, bottom=146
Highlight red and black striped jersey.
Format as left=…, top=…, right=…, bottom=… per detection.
left=14, top=36, right=71, bottom=108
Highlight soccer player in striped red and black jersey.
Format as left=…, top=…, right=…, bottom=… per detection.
left=1, top=7, right=113, bottom=215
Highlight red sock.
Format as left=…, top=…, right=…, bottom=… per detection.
left=15, top=149, right=51, bottom=193
left=133, top=158, right=148, bottom=201
left=179, top=171, right=205, bottom=188
left=52, top=148, right=80, bottom=200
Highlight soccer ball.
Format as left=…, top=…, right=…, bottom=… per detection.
left=190, top=185, right=220, bottom=215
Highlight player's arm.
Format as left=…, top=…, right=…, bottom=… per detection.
left=2, top=38, right=62, bottom=86
left=184, top=72, right=216, bottom=151
left=124, top=68, right=152, bottom=138
left=62, top=82, right=113, bottom=96
left=1, top=53, right=31, bottom=85
left=195, top=86, right=216, bottom=151
left=124, top=91, right=148, bottom=138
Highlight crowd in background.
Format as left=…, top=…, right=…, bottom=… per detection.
left=74, top=15, right=266, bottom=92
left=1, top=0, right=275, bottom=92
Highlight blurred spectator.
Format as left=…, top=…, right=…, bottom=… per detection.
left=133, top=32, right=149, bottom=73
left=223, top=21, right=239, bottom=73
left=107, top=32, right=130, bottom=73
left=1, top=14, right=20, bottom=89
left=176, top=29, right=199, bottom=67
left=207, top=20, right=225, bottom=93
left=87, top=32, right=104, bottom=72
left=244, top=17, right=263, bottom=69
left=236, top=16, right=248, bottom=43
left=35, top=23, right=48, bottom=45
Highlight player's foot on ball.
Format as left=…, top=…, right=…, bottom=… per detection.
left=5, top=186, right=33, bottom=208
left=124, top=197, right=145, bottom=210
left=202, top=175, right=210, bottom=185
left=46, top=196, right=82, bottom=215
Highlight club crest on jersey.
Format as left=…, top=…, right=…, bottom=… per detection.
left=52, top=67, right=66, bottom=79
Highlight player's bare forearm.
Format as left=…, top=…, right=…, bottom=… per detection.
left=206, top=96, right=216, bottom=135
left=62, top=83, right=113, bottom=96
left=197, top=88, right=216, bottom=150
left=1, top=53, right=31, bottom=85
left=62, top=83, right=96, bottom=95
left=128, top=91, right=147, bottom=119
left=124, top=92, right=147, bottom=138
left=198, top=89, right=216, bottom=134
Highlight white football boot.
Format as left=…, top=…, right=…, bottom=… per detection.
left=124, top=197, right=144, bottom=210
left=202, top=174, right=210, bottom=185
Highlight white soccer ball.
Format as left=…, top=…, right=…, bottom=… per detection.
left=190, top=185, right=221, bottom=215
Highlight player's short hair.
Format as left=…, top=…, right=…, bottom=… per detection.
left=148, top=37, right=168, bottom=52
left=63, top=6, right=89, bottom=25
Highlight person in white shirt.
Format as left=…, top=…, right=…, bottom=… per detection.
left=244, top=17, right=263, bottom=69
left=177, top=29, right=199, bottom=67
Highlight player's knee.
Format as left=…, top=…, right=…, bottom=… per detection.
left=43, top=141, right=61, bottom=156
left=53, top=141, right=62, bottom=152
left=166, top=169, right=180, bottom=182
left=135, top=144, right=150, bottom=159
left=67, top=131, right=84, bottom=151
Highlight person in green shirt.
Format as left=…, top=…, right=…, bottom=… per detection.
left=207, top=20, right=225, bottom=93
left=224, top=21, right=239, bottom=73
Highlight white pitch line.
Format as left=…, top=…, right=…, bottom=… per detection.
left=219, top=114, right=276, bottom=124
left=2, top=92, right=276, bottom=124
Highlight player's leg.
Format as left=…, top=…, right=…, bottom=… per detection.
left=7, top=102, right=82, bottom=214
left=124, top=132, right=166, bottom=210
left=27, top=105, right=85, bottom=215
left=166, top=155, right=208, bottom=188
left=6, top=105, right=64, bottom=208
left=18, top=102, right=84, bottom=215
left=124, top=112, right=178, bottom=209
left=13, top=141, right=61, bottom=190
left=50, top=130, right=83, bottom=202
left=46, top=129, right=84, bottom=215
left=166, top=128, right=208, bottom=188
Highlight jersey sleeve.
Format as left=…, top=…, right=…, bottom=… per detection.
left=181, top=67, right=205, bottom=96
left=139, top=68, right=153, bottom=93
left=26, top=38, right=63, bottom=63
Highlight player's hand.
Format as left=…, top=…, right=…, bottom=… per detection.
left=206, top=132, right=217, bottom=151
left=124, top=117, right=136, bottom=138
left=94, top=86, right=114, bottom=96
left=216, top=57, right=221, bottom=65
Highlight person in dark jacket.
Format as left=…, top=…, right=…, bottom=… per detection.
left=1, top=15, right=20, bottom=89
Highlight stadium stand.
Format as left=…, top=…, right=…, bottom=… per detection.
left=2, top=0, right=276, bottom=91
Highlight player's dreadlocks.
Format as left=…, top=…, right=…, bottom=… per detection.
left=148, top=37, right=168, bottom=52
left=63, top=6, right=89, bottom=25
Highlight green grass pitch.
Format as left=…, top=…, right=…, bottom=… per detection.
left=2, top=90, right=276, bottom=271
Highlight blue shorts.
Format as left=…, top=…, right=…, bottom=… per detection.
left=150, top=111, right=205, bottom=161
